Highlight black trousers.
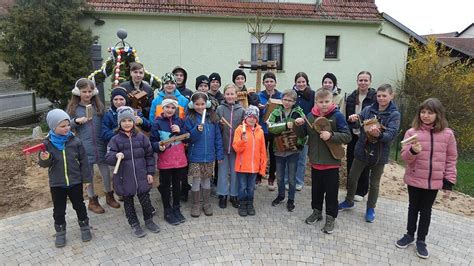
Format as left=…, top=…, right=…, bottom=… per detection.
left=257, top=134, right=276, bottom=183
left=346, top=133, right=370, bottom=197
left=406, top=185, right=438, bottom=241
left=158, top=167, right=186, bottom=209
left=123, top=192, right=155, bottom=226
left=50, top=183, right=88, bottom=225
left=311, top=168, right=339, bottom=218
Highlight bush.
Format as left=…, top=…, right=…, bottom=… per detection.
left=0, top=0, right=95, bottom=108
left=397, top=38, right=474, bottom=155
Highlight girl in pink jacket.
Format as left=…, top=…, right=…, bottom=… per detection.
left=395, top=98, right=457, bottom=259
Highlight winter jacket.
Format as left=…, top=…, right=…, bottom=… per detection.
left=292, top=86, right=315, bottom=115
left=209, top=90, right=224, bottom=105
left=353, top=101, right=400, bottom=165
left=232, top=123, right=267, bottom=176
left=105, top=130, right=155, bottom=196
left=216, top=102, right=245, bottom=155
left=258, top=89, right=282, bottom=134
left=149, top=114, right=188, bottom=170
left=177, top=86, right=193, bottom=100
left=119, top=80, right=154, bottom=118
left=38, top=135, right=92, bottom=188
left=268, top=105, right=307, bottom=152
left=149, top=89, right=189, bottom=121
left=184, top=113, right=224, bottom=163
left=401, top=125, right=457, bottom=190
left=296, top=104, right=351, bottom=165
left=70, top=102, right=107, bottom=164
left=345, top=88, right=377, bottom=124
left=101, top=108, right=151, bottom=144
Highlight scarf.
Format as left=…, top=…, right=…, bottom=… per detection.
left=48, top=130, right=73, bottom=151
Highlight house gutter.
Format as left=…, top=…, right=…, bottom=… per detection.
left=377, top=21, right=410, bottom=45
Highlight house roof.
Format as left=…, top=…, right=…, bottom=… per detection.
left=424, top=32, right=459, bottom=38
left=457, top=23, right=474, bottom=37
left=86, top=0, right=381, bottom=22
left=436, top=37, right=474, bottom=57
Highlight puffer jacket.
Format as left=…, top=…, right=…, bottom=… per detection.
left=401, top=124, right=457, bottom=190
left=184, top=112, right=224, bottom=163
left=345, top=88, right=377, bottom=124
left=232, top=123, right=267, bottom=176
left=149, top=114, right=188, bottom=169
left=38, top=135, right=92, bottom=187
left=101, top=108, right=151, bottom=144
left=353, top=101, right=400, bottom=165
left=149, top=89, right=189, bottom=121
left=105, top=130, right=155, bottom=196
left=70, top=102, right=107, bottom=164
left=258, top=89, right=282, bottom=134
left=216, top=102, right=245, bottom=155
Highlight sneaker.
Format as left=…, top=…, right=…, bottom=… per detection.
left=164, top=209, right=180, bottom=226
left=296, top=184, right=303, bottom=191
left=338, top=200, right=355, bottom=211
left=305, top=209, right=323, bottom=224
left=285, top=184, right=289, bottom=191
left=131, top=223, right=146, bottom=238
left=354, top=195, right=364, bottom=202
left=365, top=208, right=375, bottom=223
left=321, top=215, right=335, bottom=234
left=416, top=240, right=429, bottom=259
left=272, top=195, right=285, bottom=206
left=395, top=234, right=415, bottom=249
left=267, top=181, right=275, bottom=191
left=286, top=199, right=295, bottom=212
left=145, top=219, right=161, bottom=233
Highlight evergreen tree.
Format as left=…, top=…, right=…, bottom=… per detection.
left=0, top=0, right=94, bottom=107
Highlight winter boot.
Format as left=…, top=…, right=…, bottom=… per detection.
left=164, top=208, right=180, bottom=225
left=247, top=200, right=256, bottom=216
left=105, top=191, right=120, bottom=208
left=88, top=195, right=105, bottom=214
left=78, top=219, right=92, bottom=242
left=230, top=196, right=239, bottom=208
left=191, top=190, right=201, bottom=217
left=202, top=188, right=213, bottom=216
left=218, top=195, right=227, bottom=209
left=238, top=200, right=248, bottom=217
left=54, top=223, right=66, bottom=248
left=173, top=205, right=186, bottom=223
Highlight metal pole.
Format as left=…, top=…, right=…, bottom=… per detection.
left=32, top=92, right=37, bottom=114
left=91, top=40, right=105, bottom=103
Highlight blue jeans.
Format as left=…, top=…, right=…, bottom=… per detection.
left=276, top=153, right=299, bottom=200
left=217, top=152, right=238, bottom=197
left=237, top=172, right=257, bottom=201
left=295, top=144, right=308, bottom=186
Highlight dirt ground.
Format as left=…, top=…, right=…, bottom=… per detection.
left=0, top=138, right=473, bottom=219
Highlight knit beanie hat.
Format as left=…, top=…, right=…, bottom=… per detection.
left=232, top=69, right=246, bottom=83
left=244, top=105, right=259, bottom=120
left=263, top=72, right=276, bottom=82
left=161, top=98, right=179, bottom=109
left=46, top=109, right=71, bottom=130
left=322, top=73, right=337, bottom=87
left=209, top=72, right=221, bottom=85
left=117, top=106, right=136, bottom=124
left=162, top=72, right=177, bottom=85
left=110, top=87, right=131, bottom=109
left=195, top=75, right=210, bottom=90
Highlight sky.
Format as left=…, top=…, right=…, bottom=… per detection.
left=375, top=0, right=473, bottom=35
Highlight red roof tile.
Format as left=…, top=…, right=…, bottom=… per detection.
left=86, top=0, right=380, bottom=21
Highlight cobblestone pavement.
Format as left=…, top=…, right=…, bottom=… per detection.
left=1, top=185, right=473, bottom=265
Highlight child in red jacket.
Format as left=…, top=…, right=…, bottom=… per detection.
left=395, top=98, right=457, bottom=259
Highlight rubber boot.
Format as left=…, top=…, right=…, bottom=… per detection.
left=202, top=188, right=213, bottom=216
left=191, top=190, right=201, bottom=217
left=78, top=218, right=92, bottom=242
left=105, top=191, right=120, bottom=208
left=88, top=195, right=105, bottom=214
left=54, top=223, right=66, bottom=248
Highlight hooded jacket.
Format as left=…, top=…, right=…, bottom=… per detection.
left=267, top=105, right=307, bottom=153
left=184, top=112, right=224, bottom=163
left=216, top=102, right=245, bottom=155
left=232, top=123, right=267, bottom=176
left=401, top=125, right=457, bottom=190
left=149, top=89, right=189, bottom=121
left=105, top=130, right=155, bottom=196
left=101, top=108, right=151, bottom=144
left=172, top=66, right=193, bottom=100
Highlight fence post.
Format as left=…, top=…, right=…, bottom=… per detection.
left=32, top=92, right=37, bottom=114
left=91, top=40, right=105, bottom=103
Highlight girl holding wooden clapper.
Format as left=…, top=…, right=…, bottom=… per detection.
left=395, top=98, right=457, bottom=259
left=66, top=78, right=113, bottom=213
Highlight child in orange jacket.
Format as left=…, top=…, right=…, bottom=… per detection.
left=233, top=105, right=267, bottom=217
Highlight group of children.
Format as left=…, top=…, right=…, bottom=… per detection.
left=38, top=66, right=457, bottom=260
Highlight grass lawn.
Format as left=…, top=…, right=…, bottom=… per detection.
left=456, top=158, right=474, bottom=197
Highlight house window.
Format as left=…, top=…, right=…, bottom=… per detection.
left=251, top=34, right=283, bottom=70
left=325, top=36, right=339, bottom=59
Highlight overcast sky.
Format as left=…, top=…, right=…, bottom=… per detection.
left=375, top=0, right=473, bottom=35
